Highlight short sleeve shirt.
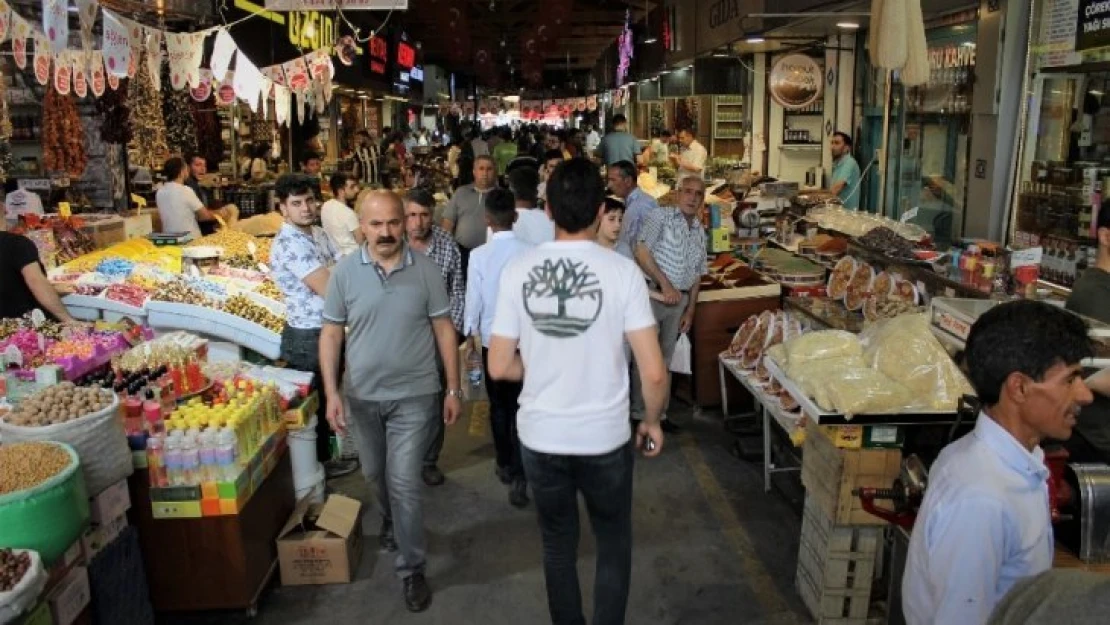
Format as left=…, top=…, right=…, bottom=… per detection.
left=0, top=232, right=44, bottom=319
left=638, top=208, right=708, bottom=291
left=320, top=199, right=361, bottom=257
left=271, top=223, right=339, bottom=329
left=155, top=182, right=205, bottom=239
left=832, top=155, right=862, bottom=210
left=599, top=131, right=642, bottom=166
left=323, top=246, right=450, bottom=401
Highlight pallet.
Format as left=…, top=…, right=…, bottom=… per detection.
left=796, top=495, right=883, bottom=624
left=801, top=425, right=902, bottom=526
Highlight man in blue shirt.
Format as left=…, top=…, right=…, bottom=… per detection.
left=607, top=160, right=658, bottom=253
left=903, top=301, right=1095, bottom=625
left=829, top=131, right=861, bottom=210
left=597, top=114, right=642, bottom=166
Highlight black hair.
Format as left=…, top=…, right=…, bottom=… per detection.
left=833, top=131, right=853, bottom=148
left=301, top=151, right=322, bottom=165
left=660, top=129, right=673, bottom=138
left=508, top=166, right=539, bottom=204
left=608, top=160, right=637, bottom=182
left=1099, top=198, right=1110, bottom=232
left=485, top=188, right=516, bottom=229
left=163, top=157, right=186, bottom=181
left=965, top=300, right=1093, bottom=406
left=543, top=149, right=564, bottom=163
left=185, top=152, right=205, bottom=167
left=329, top=172, right=353, bottom=195
left=405, top=188, right=435, bottom=210
left=275, top=173, right=316, bottom=202
left=611, top=113, right=628, bottom=125
left=356, top=129, right=371, bottom=138
left=603, top=197, right=626, bottom=213
left=547, top=158, right=605, bottom=234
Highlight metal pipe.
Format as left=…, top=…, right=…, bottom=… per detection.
left=877, top=69, right=892, bottom=217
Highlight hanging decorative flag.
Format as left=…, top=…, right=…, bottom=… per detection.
left=261, top=64, right=286, bottom=87
left=107, top=68, right=119, bottom=90
left=32, top=34, right=50, bottom=85
left=89, top=51, right=105, bottom=96
left=233, top=52, right=264, bottom=112
left=210, top=29, right=236, bottom=82
left=191, top=69, right=212, bottom=102
left=75, top=0, right=97, bottom=35
left=145, top=28, right=162, bottom=90
left=216, top=77, right=236, bottom=106
left=72, top=52, right=87, bottom=97
left=587, top=95, right=597, bottom=111
left=42, top=0, right=68, bottom=54
left=0, top=1, right=11, bottom=43
left=54, top=50, right=73, bottom=95
left=11, top=13, right=28, bottom=68
left=274, top=84, right=290, bottom=127
left=282, top=56, right=311, bottom=93
left=101, top=10, right=130, bottom=77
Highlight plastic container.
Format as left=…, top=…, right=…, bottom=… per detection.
left=217, top=422, right=239, bottom=482
left=293, top=462, right=326, bottom=505
left=289, top=416, right=320, bottom=492
left=0, top=549, right=46, bottom=624
left=0, top=443, right=90, bottom=564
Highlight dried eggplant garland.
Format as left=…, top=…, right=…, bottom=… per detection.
left=43, top=88, right=87, bottom=177
left=162, top=64, right=196, bottom=157
left=128, top=46, right=168, bottom=169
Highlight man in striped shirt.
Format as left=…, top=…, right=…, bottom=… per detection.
left=630, top=176, right=708, bottom=432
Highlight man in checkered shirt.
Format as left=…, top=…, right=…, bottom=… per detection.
left=631, top=175, right=708, bottom=433
left=405, top=188, right=465, bottom=486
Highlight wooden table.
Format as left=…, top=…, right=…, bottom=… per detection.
left=127, top=450, right=294, bottom=615
left=688, top=288, right=780, bottom=408
left=1054, top=543, right=1110, bottom=573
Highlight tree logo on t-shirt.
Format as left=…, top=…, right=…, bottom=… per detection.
left=522, top=258, right=602, bottom=337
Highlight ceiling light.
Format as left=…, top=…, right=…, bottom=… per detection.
left=961, top=42, right=976, bottom=48
left=713, top=50, right=728, bottom=57
left=660, top=69, right=672, bottom=75
left=643, top=36, right=658, bottom=44
left=746, top=37, right=765, bottom=44
left=836, top=22, right=860, bottom=29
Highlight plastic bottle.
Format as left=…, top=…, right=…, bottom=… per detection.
left=217, top=419, right=239, bottom=481
left=146, top=435, right=167, bottom=488
left=124, top=393, right=143, bottom=435
left=198, top=426, right=217, bottom=483
left=165, top=427, right=184, bottom=486
left=467, top=348, right=482, bottom=388
left=144, top=389, right=165, bottom=437
left=181, top=421, right=201, bottom=485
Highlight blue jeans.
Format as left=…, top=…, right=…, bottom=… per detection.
left=522, top=443, right=634, bottom=625
left=347, top=393, right=439, bottom=578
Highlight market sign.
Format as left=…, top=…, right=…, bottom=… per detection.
left=695, top=0, right=764, bottom=56
left=1076, top=0, right=1110, bottom=51
left=264, top=0, right=408, bottom=8
left=396, top=41, right=415, bottom=69
left=768, top=54, right=823, bottom=110
left=367, top=35, right=387, bottom=74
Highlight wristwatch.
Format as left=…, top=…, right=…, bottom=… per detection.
left=446, top=389, right=464, bottom=399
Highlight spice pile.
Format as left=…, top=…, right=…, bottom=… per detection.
left=0, top=442, right=72, bottom=494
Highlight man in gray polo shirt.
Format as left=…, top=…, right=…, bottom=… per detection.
left=319, top=191, right=462, bottom=613
left=441, top=155, right=498, bottom=276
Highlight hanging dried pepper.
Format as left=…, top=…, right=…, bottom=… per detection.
left=96, top=78, right=132, bottom=145
left=43, top=88, right=87, bottom=178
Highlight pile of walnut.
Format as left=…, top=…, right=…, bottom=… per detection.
left=43, top=89, right=87, bottom=178
left=4, top=382, right=114, bottom=427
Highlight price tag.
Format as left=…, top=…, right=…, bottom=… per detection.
left=1011, top=247, right=1043, bottom=268
left=57, top=201, right=72, bottom=218
left=900, top=206, right=920, bottom=223
left=3, top=345, right=22, bottom=368
left=30, top=309, right=46, bottom=328
left=247, top=241, right=257, bottom=257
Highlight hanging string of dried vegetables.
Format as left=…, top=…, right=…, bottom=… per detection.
left=162, top=64, right=196, bottom=157
left=96, top=79, right=132, bottom=145
left=0, top=70, right=12, bottom=182
left=129, top=47, right=168, bottom=169
left=43, top=88, right=87, bottom=177
left=189, top=97, right=224, bottom=170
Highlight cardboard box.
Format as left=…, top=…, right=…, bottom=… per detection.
left=80, top=513, right=129, bottom=561
left=48, top=566, right=90, bottom=625
left=277, top=495, right=363, bottom=586
left=88, top=478, right=131, bottom=524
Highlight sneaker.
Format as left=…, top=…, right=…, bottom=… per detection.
left=495, top=465, right=513, bottom=485
left=509, top=478, right=529, bottom=508
left=324, top=458, right=359, bottom=479
left=422, top=465, right=445, bottom=486
left=403, top=573, right=432, bottom=612
left=380, top=520, right=398, bottom=553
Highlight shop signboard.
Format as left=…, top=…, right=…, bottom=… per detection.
left=264, top=0, right=407, bottom=8
left=1076, top=0, right=1110, bottom=51
left=1038, top=0, right=1082, bottom=68
left=367, top=35, right=387, bottom=74
left=696, top=0, right=764, bottom=56
left=768, top=54, right=822, bottom=110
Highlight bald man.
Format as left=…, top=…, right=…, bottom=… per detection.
left=319, top=191, right=462, bottom=612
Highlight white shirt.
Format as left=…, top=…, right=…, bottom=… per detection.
left=585, top=130, right=601, bottom=152
left=155, top=181, right=205, bottom=239
left=320, top=199, right=360, bottom=257
left=902, top=414, right=1053, bottom=625
left=485, top=208, right=556, bottom=246
left=464, top=231, right=533, bottom=347
left=677, top=140, right=708, bottom=180
left=491, top=241, right=656, bottom=455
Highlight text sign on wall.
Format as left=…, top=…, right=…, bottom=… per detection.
left=1077, top=0, right=1110, bottom=51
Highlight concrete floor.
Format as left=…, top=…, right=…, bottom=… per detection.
left=161, top=405, right=811, bottom=625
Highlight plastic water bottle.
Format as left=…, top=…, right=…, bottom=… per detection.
left=466, top=348, right=482, bottom=388
left=218, top=422, right=239, bottom=482
left=198, top=426, right=217, bottom=483
left=146, top=435, right=167, bottom=488
left=165, top=429, right=183, bottom=486
left=181, top=423, right=201, bottom=485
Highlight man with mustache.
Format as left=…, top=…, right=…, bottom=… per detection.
left=902, top=300, right=1095, bottom=625
left=319, top=191, right=462, bottom=612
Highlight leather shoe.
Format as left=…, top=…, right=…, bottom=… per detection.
left=509, top=478, right=529, bottom=508
left=403, top=573, right=432, bottom=612
left=380, top=520, right=398, bottom=552
left=661, top=419, right=681, bottom=434
left=422, top=465, right=445, bottom=486
left=495, top=465, right=513, bottom=485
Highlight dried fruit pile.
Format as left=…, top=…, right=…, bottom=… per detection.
left=4, top=382, right=115, bottom=427
left=0, top=442, right=72, bottom=494
left=43, top=89, right=87, bottom=177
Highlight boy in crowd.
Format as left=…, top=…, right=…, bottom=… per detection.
left=596, top=197, right=632, bottom=258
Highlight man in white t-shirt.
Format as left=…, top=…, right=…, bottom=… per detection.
left=155, top=157, right=227, bottom=239
left=488, top=158, right=668, bottom=625
left=320, top=173, right=364, bottom=257
left=506, top=166, right=554, bottom=245
left=670, top=128, right=707, bottom=180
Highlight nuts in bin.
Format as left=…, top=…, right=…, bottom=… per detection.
left=0, top=548, right=32, bottom=591
left=0, top=441, right=71, bottom=495
left=4, top=381, right=115, bottom=427
left=222, top=295, right=284, bottom=333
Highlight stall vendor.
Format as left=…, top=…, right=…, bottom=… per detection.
left=156, top=157, right=231, bottom=239
left=1067, top=203, right=1110, bottom=324
left=902, top=301, right=1094, bottom=625
left=829, top=131, right=861, bottom=210
left=0, top=220, right=80, bottom=323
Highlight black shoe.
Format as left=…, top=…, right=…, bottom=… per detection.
left=495, top=465, right=513, bottom=485
left=509, top=478, right=529, bottom=508
left=661, top=419, right=681, bottom=434
left=380, top=520, right=398, bottom=553
left=422, top=465, right=445, bottom=486
left=403, top=573, right=432, bottom=612
left=324, top=458, right=359, bottom=479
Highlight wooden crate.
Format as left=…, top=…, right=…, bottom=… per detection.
left=796, top=495, right=883, bottom=624
left=801, top=425, right=902, bottom=525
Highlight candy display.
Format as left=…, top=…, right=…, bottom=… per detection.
left=222, top=295, right=284, bottom=333
left=254, top=280, right=284, bottom=302
left=186, top=230, right=271, bottom=264
left=104, top=283, right=151, bottom=308
left=857, top=226, right=919, bottom=259
left=3, top=382, right=116, bottom=427
left=152, top=281, right=217, bottom=307
left=0, top=442, right=72, bottom=495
